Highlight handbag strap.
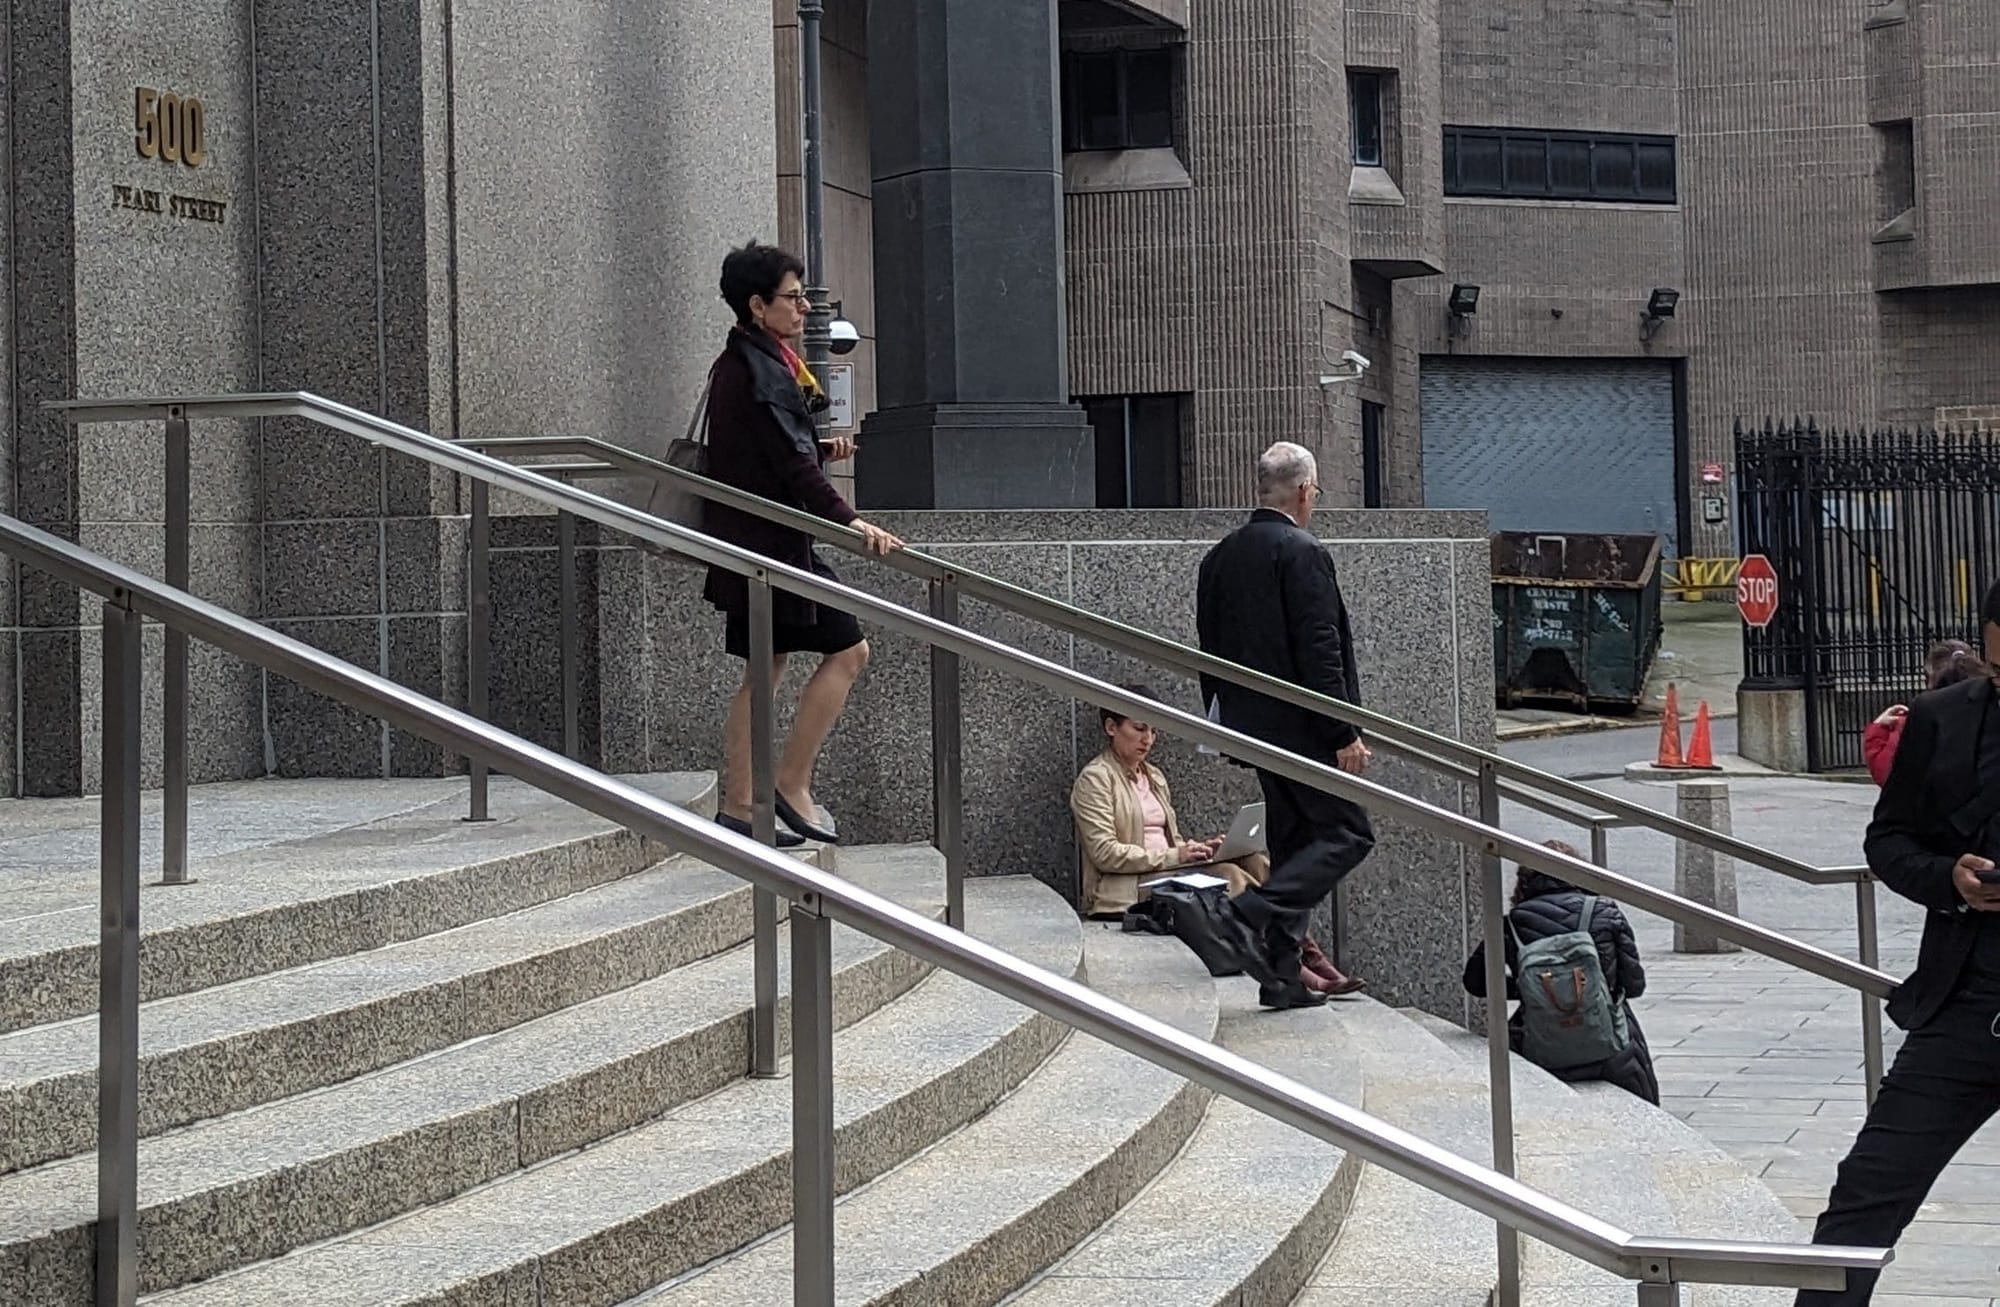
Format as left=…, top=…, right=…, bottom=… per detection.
left=683, top=368, right=715, bottom=449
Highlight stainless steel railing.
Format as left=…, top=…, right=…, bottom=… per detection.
left=448, top=430, right=1895, bottom=1104
left=45, top=392, right=1899, bottom=1307
left=0, top=512, right=1890, bottom=1307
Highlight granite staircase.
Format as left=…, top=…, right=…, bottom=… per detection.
left=1, top=774, right=1803, bottom=1307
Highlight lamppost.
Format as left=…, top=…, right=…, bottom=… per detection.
left=797, top=0, right=832, bottom=436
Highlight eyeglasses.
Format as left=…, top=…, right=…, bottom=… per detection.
left=775, top=290, right=811, bottom=307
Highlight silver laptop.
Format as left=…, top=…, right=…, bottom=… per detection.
left=1201, top=802, right=1267, bottom=864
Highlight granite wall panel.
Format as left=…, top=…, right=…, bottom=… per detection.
left=567, top=509, right=1491, bottom=1015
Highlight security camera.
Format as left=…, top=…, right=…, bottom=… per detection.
left=828, top=318, right=861, bottom=357
left=1317, top=349, right=1372, bottom=388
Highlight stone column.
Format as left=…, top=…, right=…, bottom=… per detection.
left=855, top=0, right=1095, bottom=509
left=1674, top=779, right=1741, bottom=954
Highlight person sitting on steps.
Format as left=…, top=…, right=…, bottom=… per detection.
left=1461, top=839, right=1659, bottom=1104
left=1070, top=688, right=1362, bottom=997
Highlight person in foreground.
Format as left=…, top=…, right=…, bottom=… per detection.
left=1797, top=584, right=2000, bottom=1305
left=1182, top=441, right=1376, bottom=1010
left=701, top=241, right=904, bottom=847
left=1070, top=689, right=1362, bottom=996
left=1461, top=840, right=1658, bottom=1103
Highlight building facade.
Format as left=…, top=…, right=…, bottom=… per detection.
left=785, top=0, right=2000, bottom=553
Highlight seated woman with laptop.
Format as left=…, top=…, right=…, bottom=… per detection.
left=1070, top=687, right=1362, bottom=996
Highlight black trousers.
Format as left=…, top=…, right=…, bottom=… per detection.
left=1798, top=990, right=2000, bottom=1305
left=1232, top=770, right=1375, bottom=977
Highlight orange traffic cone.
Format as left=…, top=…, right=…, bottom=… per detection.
left=1685, top=700, right=1720, bottom=770
left=1655, top=684, right=1685, bottom=768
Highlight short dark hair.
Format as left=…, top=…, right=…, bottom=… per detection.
left=1984, top=581, right=2000, bottom=634
left=1099, top=684, right=1158, bottom=733
left=719, top=241, right=805, bottom=326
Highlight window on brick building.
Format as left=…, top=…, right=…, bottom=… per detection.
left=1350, top=72, right=1384, bottom=167
left=1062, top=49, right=1177, bottom=153
left=1081, top=394, right=1186, bottom=508
left=1443, top=127, right=1677, bottom=203
left=1362, top=402, right=1386, bottom=508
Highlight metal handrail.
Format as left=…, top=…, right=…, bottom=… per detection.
left=0, top=512, right=1890, bottom=1302
left=448, top=431, right=1863, bottom=887
left=43, top=391, right=1898, bottom=1306
left=43, top=392, right=1895, bottom=998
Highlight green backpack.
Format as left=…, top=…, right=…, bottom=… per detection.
left=1509, top=897, right=1631, bottom=1070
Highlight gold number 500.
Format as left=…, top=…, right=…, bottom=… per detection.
left=135, top=87, right=207, bottom=167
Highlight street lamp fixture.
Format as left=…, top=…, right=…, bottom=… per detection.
left=1642, top=287, right=1680, bottom=340
left=1447, top=282, right=1480, bottom=341
left=798, top=0, right=833, bottom=433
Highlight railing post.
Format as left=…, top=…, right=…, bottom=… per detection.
left=465, top=479, right=492, bottom=822
left=1589, top=817, right=1610, bottom=869
left=929, top=576, right=964, bottom=930
left=161, top=409, right=191, bottom=885
left=1856, top=873, right=1884, bottom=1105
left=98, top=596, right=142, bottom=1307
left=750, top=576, right=781, bottom=1078
left=557, top=509, right=579, bottom=760
left=1636, top=1278, right=1682, bottom=1306
left=792, top=891, right=836, bottom=1307
left=1477, top=759, right=1521, bottom=1307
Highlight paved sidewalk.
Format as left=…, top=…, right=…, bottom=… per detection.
left=1499, top=729, right=2000, bottom=1307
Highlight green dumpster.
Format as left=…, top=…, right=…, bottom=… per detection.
left=1492, top=532, right=1664, bottom=712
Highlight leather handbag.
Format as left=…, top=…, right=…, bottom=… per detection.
left=644, top=370, right=715, bottom=563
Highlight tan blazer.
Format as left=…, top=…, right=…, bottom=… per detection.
left=1069, top=748, right=1266, bottom=917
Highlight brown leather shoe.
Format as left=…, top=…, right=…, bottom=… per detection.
left=1300, top=936, right=1367, bottom=996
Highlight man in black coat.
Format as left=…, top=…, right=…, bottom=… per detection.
left=1191, top=441, right=1375, bottom=1009
left=1798, top=582, right=2000, bottom=1306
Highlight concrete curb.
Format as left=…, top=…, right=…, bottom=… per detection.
left=1497, top=707, right=1741, bottom=744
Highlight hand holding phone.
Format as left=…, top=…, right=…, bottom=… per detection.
left=1955, top=854, right=2000, bottom=908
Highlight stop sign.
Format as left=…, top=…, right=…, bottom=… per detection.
left=1737, top=554, right=1780, bottom=629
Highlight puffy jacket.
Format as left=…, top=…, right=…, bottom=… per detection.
left=1461, top=877, right=1646, bottom=1003
left=1863, top=713, right=1906, bottom=787
left=1462, top=873, right=1659, bottom=1104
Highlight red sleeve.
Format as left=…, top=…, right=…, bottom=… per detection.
left=1862, top=716, right=1903, bottom=787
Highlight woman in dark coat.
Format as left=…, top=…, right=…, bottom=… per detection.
left=703, top=242, right=904, bottom=846
left=1463, top=839, right=1661, bottom=1103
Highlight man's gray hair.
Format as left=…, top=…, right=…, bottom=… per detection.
left=1256, top=442, right=1318, bottom=505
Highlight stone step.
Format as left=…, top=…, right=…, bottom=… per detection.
left=627, top=923, right=1220, bottom=1307
left=4, top=843, right=924, bottom=1305
left=0, top=772, right=718, bottom=1036
left=1296, top=1005, right=1802, bottom=1307
left=0, top=852, right=760, bottom=1175
left=137, top=875, right=1079, bottom=1307
left=1000, top=967, right=1367, bottom=1307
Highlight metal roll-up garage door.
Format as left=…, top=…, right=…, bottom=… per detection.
left=1420, top=357, right=1680, bottom=553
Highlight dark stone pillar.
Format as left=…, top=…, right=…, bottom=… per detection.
left=856, top=0, right=1095, bottom=509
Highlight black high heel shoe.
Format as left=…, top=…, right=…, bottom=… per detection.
left=774, top=794, right=841, bottom=845
left=716, top=812, right=805, bottom=849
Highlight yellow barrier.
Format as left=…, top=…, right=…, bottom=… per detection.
left=1663, top=556, right=1742, bottom=601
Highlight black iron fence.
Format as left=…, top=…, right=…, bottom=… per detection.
left=1736, top=418, right=1997, bottom=772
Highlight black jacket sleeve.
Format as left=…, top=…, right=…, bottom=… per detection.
left=1866, top=700, right=1965, bottom=914
left=1601, top=903, right=1646, bottom=1000
left=1277, top=541, right=1360, bottom=751
left=1461, top=933, right=1521, bottom=1000
left=1195, top=551, right=1221, bottom=712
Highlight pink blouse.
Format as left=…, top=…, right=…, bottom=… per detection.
left=1133, top=770, right=1172, bottom=855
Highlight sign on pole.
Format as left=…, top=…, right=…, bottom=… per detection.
left=824, top=363, right=856, bottom=433
left=1737, top=554, right=1779, bottom=629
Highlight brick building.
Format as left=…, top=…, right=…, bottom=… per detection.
left=783, top=0, right=2000, bottom=555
